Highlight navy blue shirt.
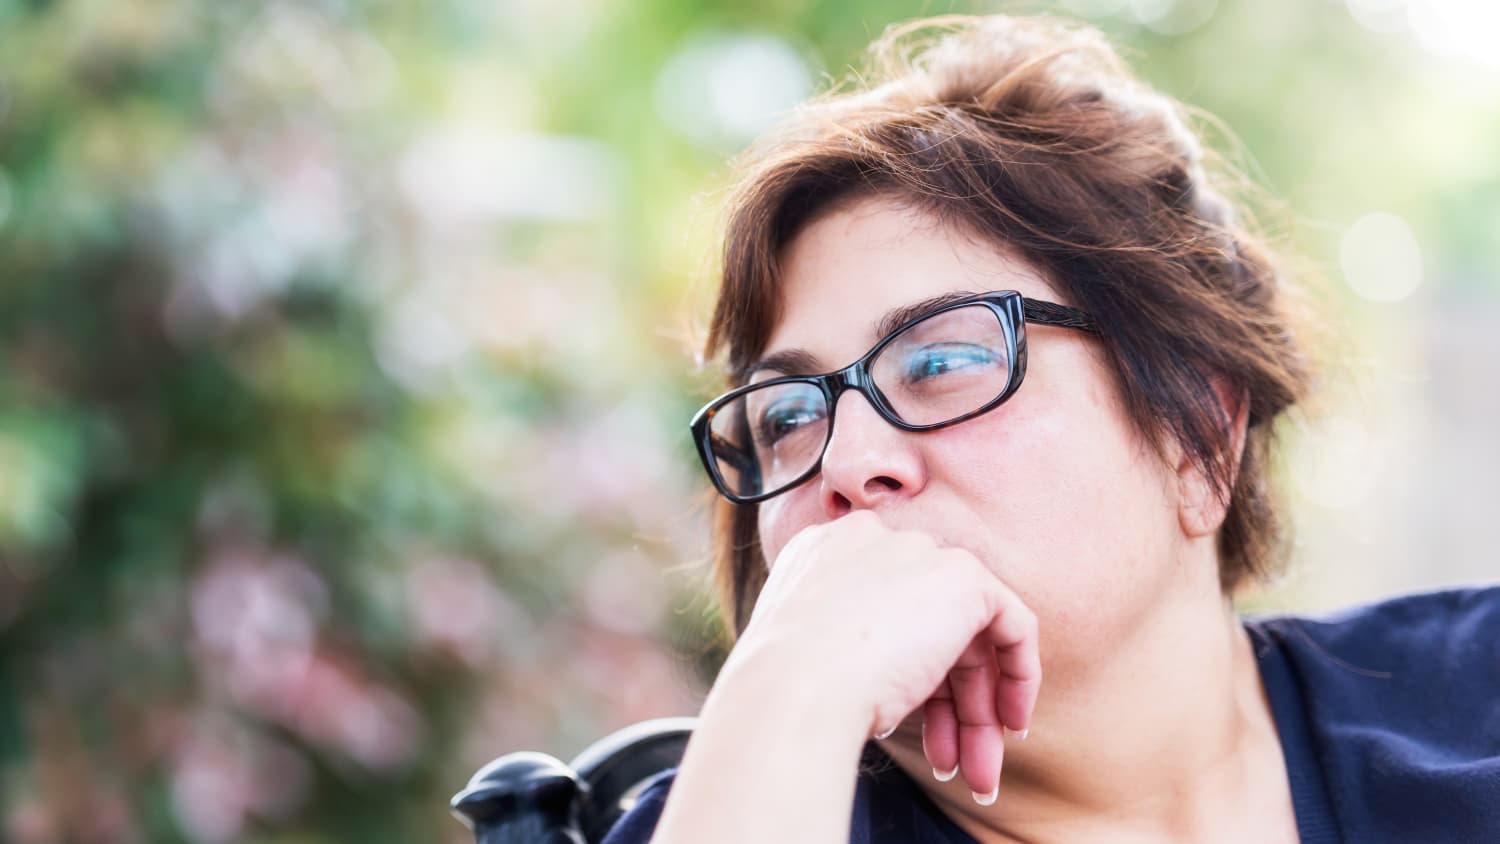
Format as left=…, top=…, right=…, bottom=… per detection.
left=601, top=586, right=1500, bottom=843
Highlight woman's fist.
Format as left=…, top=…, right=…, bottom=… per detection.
left=735, top=510, right=1041, bottom=802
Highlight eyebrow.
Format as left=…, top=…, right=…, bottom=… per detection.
left=742, top=290, right=980, bottom=381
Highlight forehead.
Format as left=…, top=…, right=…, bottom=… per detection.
left=762, top=197, right=1061, bottom=365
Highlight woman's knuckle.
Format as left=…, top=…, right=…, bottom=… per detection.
left=950, top=663, right=986, bottom=680
left=1017, top=605, right=1039, bottom=635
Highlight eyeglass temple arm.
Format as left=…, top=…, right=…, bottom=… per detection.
left=1023, top=299, right=1100, bottom=334
left=709, top=431, right=761, bottom=486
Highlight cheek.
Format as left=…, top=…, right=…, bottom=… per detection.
left=941, top=393, right=1174, bottom=600
left=938, top=400, right=1075, bottom=514
left=755, top=491, right=813, bottom=570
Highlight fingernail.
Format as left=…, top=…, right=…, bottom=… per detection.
left=972, top=784, right=999, bottom=806
left=933, top=765, right=958, bottom=782
left=874, top=724, right=897, bottom=740
left=1013, top=727, right=1030, bottom=741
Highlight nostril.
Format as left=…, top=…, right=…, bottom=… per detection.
left=830, top=492, right=852, bottom=515
left=868, top=476, right=902, bottom=492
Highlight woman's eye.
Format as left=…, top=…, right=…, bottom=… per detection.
left=756, top=400, right=824, bottom=444
left=903, top=343, right=1001, bottom=381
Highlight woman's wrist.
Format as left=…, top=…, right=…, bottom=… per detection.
left=712, top=633, right=876, bottom=740
left=650, top=637, right=872, bottom=842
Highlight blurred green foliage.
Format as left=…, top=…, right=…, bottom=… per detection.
left=0, top=0, right=1495, bottom=842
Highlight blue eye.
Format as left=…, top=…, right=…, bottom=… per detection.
left=756, top=397, right=826, bottom=445
left=903, top=343, right=1002, bottom=382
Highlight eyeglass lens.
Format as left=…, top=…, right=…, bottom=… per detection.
left=706, top=303, right=1014, bottom=499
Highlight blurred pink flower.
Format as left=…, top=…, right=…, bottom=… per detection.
left=580, top=550, right=666, bottom=636
left=290, top=658, right=423, bottom=770
left=406, top=556, right=525, bottom=667
left=189, top=548, right=423, bottom=771
left=191, top=549, right=324, bottom=714
left=170, top=717, right=311, bottom=844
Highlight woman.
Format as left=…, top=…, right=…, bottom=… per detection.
left=603, top=15, right=1499, bottom=844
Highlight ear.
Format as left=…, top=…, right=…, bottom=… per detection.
left=1177, top=377, right=1250, bottom=539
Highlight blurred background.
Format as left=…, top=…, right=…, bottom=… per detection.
left=0, top=0, right=1495, bottom=841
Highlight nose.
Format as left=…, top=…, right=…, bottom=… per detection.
left=817, top=389, right=928, bottom=519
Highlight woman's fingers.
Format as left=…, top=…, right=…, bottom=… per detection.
left=983, top=585, right=1042, bottom=733
left=949, top=637, right=1005, bottom=801
left=922, top=679, right=959, bottom=780
left=919, top=580, right=1040, bottom=804
left=765, top=514, right=1041, bottom=803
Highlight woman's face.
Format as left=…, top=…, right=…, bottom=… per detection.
left=753, top=196, right=1197, bottom=683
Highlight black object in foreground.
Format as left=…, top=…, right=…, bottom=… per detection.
left=451, top=717, right=696, bottom=844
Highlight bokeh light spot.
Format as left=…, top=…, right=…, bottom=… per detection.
left=656, top=32, right=812, bottom=151
left=1340, top=212, right=1424, bottom=302
left=1130, top=0, right=1219, bottom=35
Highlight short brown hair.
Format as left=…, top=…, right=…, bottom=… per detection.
left=701, top=14, right=1314, bottom=638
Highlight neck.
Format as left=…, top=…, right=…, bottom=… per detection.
left=879, top=550, right=1292, bottom=842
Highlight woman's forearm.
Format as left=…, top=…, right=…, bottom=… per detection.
left=650, top=639, right=871, bottom=843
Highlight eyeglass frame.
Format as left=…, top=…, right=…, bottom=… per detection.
left=688, top=290, right=1102, bottom=504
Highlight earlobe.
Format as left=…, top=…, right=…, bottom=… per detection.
left=1176, top=378, right=1250, bottom=538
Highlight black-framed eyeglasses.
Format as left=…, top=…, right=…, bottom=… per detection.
left=689, top=290, right=1100, bottom=504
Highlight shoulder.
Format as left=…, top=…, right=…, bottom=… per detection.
left=598, top=768, right=677, bottom=844
left=1244, top=583, right=1500, bottom=688
left=1243, top=583, right=1500, bottom=722
left=1244, top=584, right=1500, bottom=839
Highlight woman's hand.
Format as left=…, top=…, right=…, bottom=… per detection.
left=735, top=509, right=1041, bottom=803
